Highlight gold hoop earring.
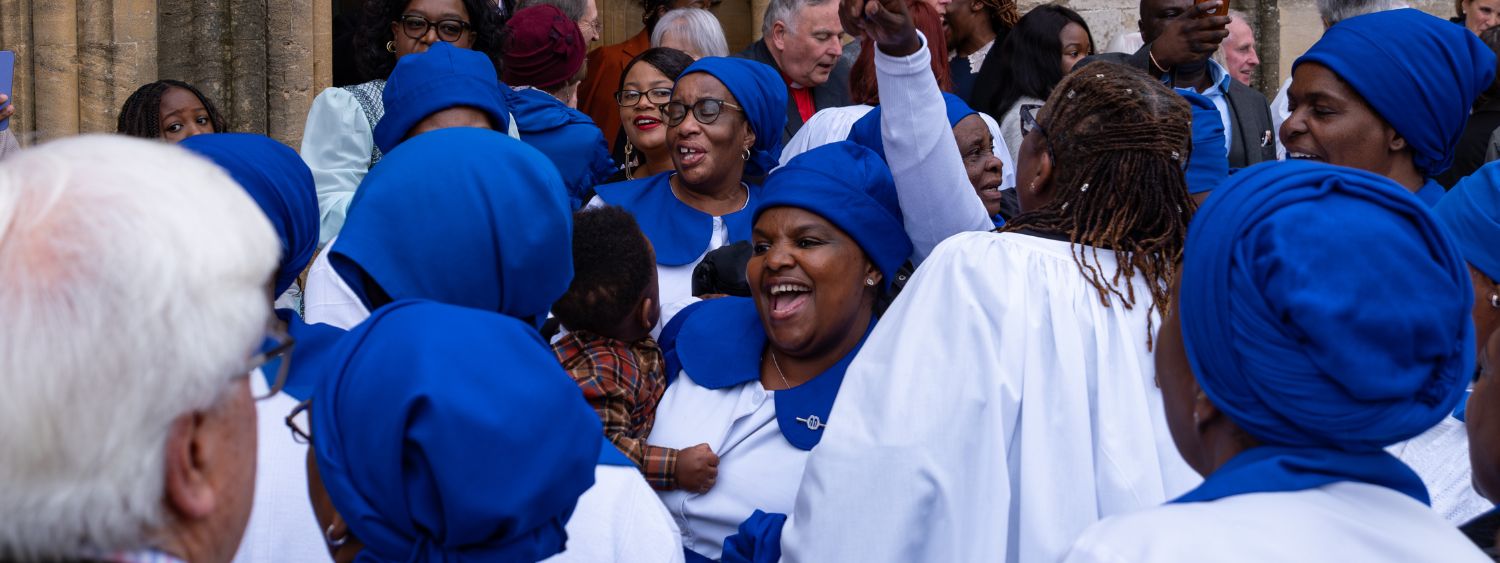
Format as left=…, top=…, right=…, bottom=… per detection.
left=624, top=142, right=636, bottom=179
left=386, top=40, right=396, bottom=53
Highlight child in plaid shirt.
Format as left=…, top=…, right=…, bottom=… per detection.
left=552, top=206, right=719, bottom=492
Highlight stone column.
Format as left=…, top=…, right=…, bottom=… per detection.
left=31, top=0, right=80, bottom=142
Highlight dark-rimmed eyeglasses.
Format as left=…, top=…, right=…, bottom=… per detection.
left=1019, top=103, right=1055, bottom=159
left=286, top=398, right=312, bottom=445
left=395, top=15, right=471, bottom=43
left=251, top=325, right=295, bottom=401
left=662, top=98, right=744, bottom=127
left=616, top=88, right=674, bottom=107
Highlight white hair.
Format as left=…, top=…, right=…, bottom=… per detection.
left=0, top=135, right=278, bottom=559
left=652, top=8, right=731, bottom=58
left=1315, top=0, right=1408, bottom=25
left=761, top=0, right=833, bottom=39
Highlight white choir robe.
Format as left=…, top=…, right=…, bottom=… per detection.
left=649, top=371, right=806, bottom=560
left=780, top=231, right=1201, bottom=563
left=1061, top=481, right=1490, bottom=562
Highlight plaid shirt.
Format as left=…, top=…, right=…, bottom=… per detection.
left=554, top=330, right=680, bottom=490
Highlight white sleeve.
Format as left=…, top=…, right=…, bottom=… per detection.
left=874, top=32, right=994, bottom=265
left=781, top=233, right=1018, bottom=563
left=300, top=87, right=374, bottom=246
left=1272, top=78, right=1291, bottom=161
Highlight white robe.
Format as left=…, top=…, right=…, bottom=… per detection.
left=780, top=231, right=1201, bottom=563
left=647, top=370, right=806, bottom=560
left=235, top=373, right=327, bottom=563
left=1061, top=481, right=1489, bottom=562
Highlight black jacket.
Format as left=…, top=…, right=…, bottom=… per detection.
left=1080, top=44, right=1276, bottom=168
left=961, top=27, right=1012, bottom=112
left=735, top=39, right=853, bottom=142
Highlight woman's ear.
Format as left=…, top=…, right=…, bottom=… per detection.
left=1387, top=127, right=1408, bottom=153
left=1192, top=388, right=1221, bottom=434
left=864, top=262, right=883, bottom=289
left=743, top=121, right=757, bottom=153
left=1029, top=147, right=1055, bottom=196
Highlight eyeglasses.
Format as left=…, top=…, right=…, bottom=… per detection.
left=1019, top=103, right=1055, bottom=159
left=250, top=324, right=295, bottom=401
left=395, top=15, right=471, bottom=43
left=581, top=18, right=602, bottom=36
left=615, top=88, right=674, bottom=107
left=286, top=398, right=312, bottom=445
left=662, top=98, right=745, bottom=127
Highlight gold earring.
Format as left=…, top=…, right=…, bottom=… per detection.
left=624, top=142, right=636, bottom=179
left=386, top=40, right=396, bottom=53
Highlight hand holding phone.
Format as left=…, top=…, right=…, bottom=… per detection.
left=0, top=51, right=14, bottom=132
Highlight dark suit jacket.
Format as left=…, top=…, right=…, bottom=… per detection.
left=736, top=39, right=853, bottom=142
left=1079, top=44, right=1276, bottom=168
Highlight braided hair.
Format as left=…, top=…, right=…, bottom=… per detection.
left=1000, top=62, right=1194, bottom=343
left=117, top=80, right=227, bottom=140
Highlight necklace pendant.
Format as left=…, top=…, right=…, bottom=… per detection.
left=795, top=415, right=825, bottom=431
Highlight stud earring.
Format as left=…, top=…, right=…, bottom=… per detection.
left=865, top=278, right=876, bottom=286
left=326, top=524, right=349, bottom=548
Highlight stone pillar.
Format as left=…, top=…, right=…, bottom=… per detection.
left=31, top=0, right=80, bottom=142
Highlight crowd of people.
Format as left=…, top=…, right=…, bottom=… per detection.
left=6, top=0, right=1500, bottom=560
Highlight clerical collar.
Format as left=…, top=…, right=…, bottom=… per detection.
left=664, top=297, right=873, bottom=451
left=594, top=172, right=760, bottom=266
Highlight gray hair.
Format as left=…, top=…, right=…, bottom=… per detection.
left=761, top=0, right=834, bottom=40
left=653, top=8, right=731, bottom=58
left=0, top=136, right=277, bottom=559
left=516, top=0, right=586, bottom=21
left=1314, top=0, right=1408, bottom=26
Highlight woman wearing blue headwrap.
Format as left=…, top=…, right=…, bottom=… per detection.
left=1284, top=8, right=1497, bottom=206
left=296, top=299, right=602, bottom=562
left=181, top=132, right=327, bottom=563
left=1062, top=160, right=1484, bottom=562
left=643, top=141, right=912, bottom=561
left=590, top=57, right=787, bottom=335
left=301, top=127, right=572, bottom=330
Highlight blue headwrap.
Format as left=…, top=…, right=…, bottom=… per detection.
left=755, top=142, right=912, bottom=289
left=678, top=57, right=788, bottom=176
left=1175, top=159, right=1473, bottom=505
left=1436, top=159, right=1500, bottom=282
left=1177, top=89, right=1229, bottom=195
left=181, top=133, right=317, bottom=296
left=1294, top=9, right=1496, bottom=178
left=373, top=42, right=511, bottom=155
left=332, top=127, right=572, bottom=322
left=310, top=299, right=600, bottom=562
left=846, top=93, right=978, bottom=160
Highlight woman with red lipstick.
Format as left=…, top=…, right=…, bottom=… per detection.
left=615, top=47, right=696, bottom=180
left=592, top=57, right=788, bottom=335
left=646, top=141, right=912, bottom=561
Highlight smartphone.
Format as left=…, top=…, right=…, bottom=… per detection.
left=0, top=51, right=13, bottom=132
left=1194, top=0, right=1229, bottom=18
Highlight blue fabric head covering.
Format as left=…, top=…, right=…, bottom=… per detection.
left=847, top=93, right=977, bottom=160
left=181, top=133, right=318, bottom=296
left=332, top=127, right=572, bottom=323
left=755, top=142, right=912, bottom=289
left=373, top=42, right=511, bottom=155
left=1294, top=9, right=1496, bottom=178
left=1436, top=159, right=1500, bottom=282
left=677, top=57, right=787, bottom=176
left=1175, top=159, right=1473, bottom=505
left=1177, top=89, right=1229, bottom=194
left=309, top=299, right=600, bottom=562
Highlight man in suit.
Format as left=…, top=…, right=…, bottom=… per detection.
left=737, top=0, right=852, bottom=141
left=1082, top=0, right=1276, bottom=168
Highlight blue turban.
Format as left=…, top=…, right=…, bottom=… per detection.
left=373, top=42, right=511, bottom=155
left=1177, top=89, right=1229, bottom=195
left=678, top=57, right=788, bottom=176
left=1295, top=9, right=1496, bottom=177
left=755, top=142, right=912, bottom=289
left=846, top=93, right=978, bottom=160
left=181, top=133, right=317, bottom=296
left=310, top=299, right=600, bottom=562
left=1435, top=159, right=1500, bottom=282
left=332, top=127, right=572, bottom=322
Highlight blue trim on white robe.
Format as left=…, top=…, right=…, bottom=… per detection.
left=594, top=172, right=760, bottom=267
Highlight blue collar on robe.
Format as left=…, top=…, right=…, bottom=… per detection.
left=1417, top=178, right=1446, bottom=207
left=662, top=297, right=871, bottom=451
left=1171, top=445, right=1430, bottom=505
left=598, top=440, right=636, bottom=467
left=263, top=309, right=350, bottom=402
left=594, top=171, right=761, bottom=267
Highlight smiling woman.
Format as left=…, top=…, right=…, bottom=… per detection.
left=646, top=141, right=911, bottom=561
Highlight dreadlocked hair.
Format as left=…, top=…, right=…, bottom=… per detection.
left=116, top=80, right=227, bottom=140
left=977, top=0, right=1020, bottom=31
left=999, top=61, right=1195, bottom=347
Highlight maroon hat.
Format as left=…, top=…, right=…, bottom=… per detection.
left=502, top=5, right=587, bottom=90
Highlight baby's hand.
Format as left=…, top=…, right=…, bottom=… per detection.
left=677, top=443, right=719, bottom=493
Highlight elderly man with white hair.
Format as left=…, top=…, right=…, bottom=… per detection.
left=0, top=135, right=280, bottom=562
left=737, top=0, right=852, bottom=140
